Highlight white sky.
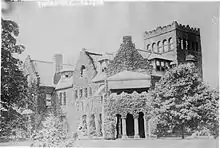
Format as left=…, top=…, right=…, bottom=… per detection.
left=3, top=2, right=219, bottom=89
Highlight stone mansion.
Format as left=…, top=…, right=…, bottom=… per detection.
left=23, top=21, right=203, bottom=139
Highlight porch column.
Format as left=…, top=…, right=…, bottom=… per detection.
left=95, top=114, right=100, bottom=136
left=148, top=118, right=151, bottom=138
left=144, top=114, right=148, bottom=138
left=86, top=114, right=91, bottom=138
left=122, top=117, right=127, bottom=139
left=134, top=117, right=140, bottom=138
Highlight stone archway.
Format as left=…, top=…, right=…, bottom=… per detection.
left=116, top=114, right=122, bottom=138
left=138, top=112, right=145, bottom=138
left=126, top=113, right=134, bottom=138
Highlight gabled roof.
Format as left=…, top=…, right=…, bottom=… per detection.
left=137, top=49, right=173, bottom=61
left=92, top=72, right=107, bottom=83
left=31, top=59, right=74, bottom=87
left=55, top=76, right=73, bottom=90
left=107, top=70, right=151, bottom=81
left=147, top=53, right=173, bottom=61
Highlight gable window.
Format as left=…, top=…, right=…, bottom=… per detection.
left=75, top=90, right=78, bottom=99
left=80, top=65, right=86, bottom=77
left=85, top=88, right=88, bottom=98
left=59, top=92, right=62, bottom=105
left=80, top=89, right=83, bottom=98
left=146, top=44, right=150, bottom=51
left=63, top=92, right=66, bottom=106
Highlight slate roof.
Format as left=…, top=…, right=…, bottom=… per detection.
left=31, top=60, right=74, bottom=87
left=92, top=72, right=107, bottom=83
left=55, top=76, right=73, bottom=90
left=107, top=70, right=151, bottom=81
left=137, top=49, right=173, bottom=61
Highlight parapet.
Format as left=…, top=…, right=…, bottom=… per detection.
left=144, top=21, right=200, bottom=39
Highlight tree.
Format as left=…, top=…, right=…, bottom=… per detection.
left=151, top=63, right=219, bottom=139
left=1, top=18, right=27, bottom=137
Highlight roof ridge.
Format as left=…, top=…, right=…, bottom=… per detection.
left=32, top=60, right=74, bottom=66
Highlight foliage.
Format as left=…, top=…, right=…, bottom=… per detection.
left=105, top=91, right=153, bottom=118
left=103, top=116, right=115, bottom=140
left=31, top=114, right=69, bottom=147
left=106, top=37, right=152, bottom=77
left=1, top=18, right=28, bottom=138
left=151, top=63, right=219, bottom=139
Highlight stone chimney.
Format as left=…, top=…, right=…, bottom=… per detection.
left=53, top=53, right=63, bottom=74
left=123, top=36, right=132, bottom=44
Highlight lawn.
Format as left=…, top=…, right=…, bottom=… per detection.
left=0, top=138, right=218, bottom=148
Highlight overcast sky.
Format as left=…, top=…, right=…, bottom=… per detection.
left=3, top=2, right=219, bottom=89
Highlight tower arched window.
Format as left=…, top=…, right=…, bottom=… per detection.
left=80, top=65, right=86, bottom=77
left=157, top=41, right=163, bottom=53
left=195, top=42, right=199, bottom=51
left=163, top=39, right=168, bottom=52
left=168, top=37, right=174, bottom=51
left=183, top=39, right=186, bottom=50
left=152, top=43, right=157, bottom=53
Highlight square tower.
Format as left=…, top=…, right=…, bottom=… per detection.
left=144, top=21, right=203, bottom=78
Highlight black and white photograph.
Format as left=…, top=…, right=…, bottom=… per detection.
left=1, top=0, right=219, bottom=147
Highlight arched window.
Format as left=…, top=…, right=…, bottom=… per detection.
left=152, top=43, right=157, bottom=53
left=80, top=65, right=86, bottom=77
left=183, top=39, right=186, bottom=49
left=195, top=42, right=199, bottom=51
left=157, top=41, right=163, bottom=53
left=63, top=92, right=66, bottom=105
left=146, top=44, right=150, bottom=51
left=59, top=92, right=62, bottom=105
left=163, top=39, right=168, bottom=52
left=168, top=37, right=174, bottom=50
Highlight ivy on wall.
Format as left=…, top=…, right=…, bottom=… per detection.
left=106, top=40, right=153, bottom=77
left=104, top=91, right=153, bottom=118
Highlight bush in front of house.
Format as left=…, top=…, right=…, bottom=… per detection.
left=103, top=116, right=115, bottom=140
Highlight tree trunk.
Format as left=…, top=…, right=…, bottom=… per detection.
left=181, top=124, right=184, bottom=139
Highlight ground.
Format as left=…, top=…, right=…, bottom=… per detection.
left=0, top=139, right=218, bottom=148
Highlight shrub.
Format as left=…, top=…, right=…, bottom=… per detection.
left=103, top=116, right=115, bottom=140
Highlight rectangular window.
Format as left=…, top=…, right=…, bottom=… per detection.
left=89, top=87, right=92, bottom=96
left=75, top=90, right=78, bottom=99
left=63, top=92, right=66, bottom=105
left=46, top=94, right=51, bottom=106
left=85, top=88, right=88, bottom=98
left=80, top=89, right=83, bottom=98
left=59, top=92, right=62, bottom=105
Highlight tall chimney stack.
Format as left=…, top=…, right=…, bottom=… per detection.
left=53, top=53, right=63, bottom=73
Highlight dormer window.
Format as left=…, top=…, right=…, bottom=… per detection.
left=80, top=65, right=86, bottom=77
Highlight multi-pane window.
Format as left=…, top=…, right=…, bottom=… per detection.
left=80, top=89, right=83, bottom=98
left=155, top=60, right=167, bottom=72
left=85, top=88, right=88, bottom=98
left=63, top=92, right=66, bottom=105
left=75, top=90, right=78, bottom=99
left=46, top=94, right=51, bottom=106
